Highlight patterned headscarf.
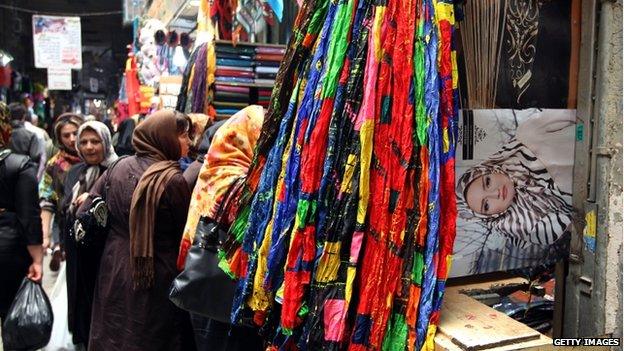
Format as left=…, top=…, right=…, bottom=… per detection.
left=177, top=105, right=264, bottom=269
left=0, top=102, right=11, bottom=149
left=187, top=113, right=213, bottom=155
left=456, top=139, right=574, bottom=247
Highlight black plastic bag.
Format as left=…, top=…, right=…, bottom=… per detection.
left=2, top=277, right=53, bottom=350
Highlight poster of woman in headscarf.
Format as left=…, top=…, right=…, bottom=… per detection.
left=451, top=109, right=576, bottom=277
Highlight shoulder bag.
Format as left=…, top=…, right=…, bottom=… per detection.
left=169, top=177, right=244, bottom=323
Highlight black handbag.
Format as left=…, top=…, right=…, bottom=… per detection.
left=169, top=178, right=244, bottom=323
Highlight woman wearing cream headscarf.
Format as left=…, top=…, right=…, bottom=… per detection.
left=59, top=121, right=118, bottom=347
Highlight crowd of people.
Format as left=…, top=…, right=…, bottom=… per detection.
left=0, top=100, right=266, bottom=351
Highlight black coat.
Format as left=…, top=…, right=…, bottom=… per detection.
left=0, top=149, right=42, bottom=320
left=0, top=150, right=42, bottom=250
left=60, top=162, right=107, bottom=346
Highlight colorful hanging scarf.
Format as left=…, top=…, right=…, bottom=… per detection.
left=218, top=0, right=458, bottom=349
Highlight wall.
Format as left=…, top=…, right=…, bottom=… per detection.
left=564, top=0, right=623, bottom=341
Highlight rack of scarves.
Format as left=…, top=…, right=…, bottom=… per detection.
left=176, top=42, right=217, bottom=116
left=218, top=0, right=459, bottom=349
left=213, top=41, right=286, bottom=118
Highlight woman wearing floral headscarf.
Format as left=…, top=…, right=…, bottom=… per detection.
left=59, top=121, right=118, bottom=347
left=0, top=102, right=44, bottom=331
left=39, top=113, right=83, bottom=269
left=177, top=105, right=264, bottom=351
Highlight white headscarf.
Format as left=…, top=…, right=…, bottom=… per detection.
left=456, top=139, right=573, bottom=248
left=75, top=121, right=118, bottom=167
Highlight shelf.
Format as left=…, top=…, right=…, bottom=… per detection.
left=215, top=40, right=287, bottom=49
left=214, top=81, right=275, bottom=89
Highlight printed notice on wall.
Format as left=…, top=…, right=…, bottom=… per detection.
left=33, top=15, right=82, bottom=69
left=47, top=68, right=72, bottom=90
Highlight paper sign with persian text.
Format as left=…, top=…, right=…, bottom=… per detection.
left=33, top=15, right=82, bottom=69
left=47, top=68, right=72, bottom=90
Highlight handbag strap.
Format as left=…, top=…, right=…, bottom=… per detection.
left=102, top=155, right=129, bottom=202
left=213, top=176, right=245, bottom=225
left=199, top=176, right=245, bottom=243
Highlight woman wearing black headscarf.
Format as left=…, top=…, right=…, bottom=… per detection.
left=0, top=102, right=43, bottom=329
left=78, top=110, right=194, bottom=350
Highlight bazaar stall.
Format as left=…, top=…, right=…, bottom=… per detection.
left=160, top=0, right=595, bottom=349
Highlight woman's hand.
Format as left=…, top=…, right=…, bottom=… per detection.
left=73, top=193, right=90, bottom=208
left=26, top=244, right=44, bottom=282
left=27, top=262, right=43, bottom=282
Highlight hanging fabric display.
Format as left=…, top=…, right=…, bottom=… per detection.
left=176, top=42, right=216, bottom=117
left=125, top=53, right=142, bottom=116
left=211, top=0, right=235, bottom=40
left=218, top=0, right=458, bottom=349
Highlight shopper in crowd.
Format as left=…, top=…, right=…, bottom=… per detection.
left=40, top=113, right=84, bottom=271
left=21, top=100, right=52, bottom=179
left=182, top=118, right=227, bottom=188
left=178, top=113, right=218, bottom=181
left=179, top=113, right=212, bottom=171
left=7, top=102, right=45, bottom=178
left=113, top=113, right=146, bottom=156
left=60, top=121, right=118, bottom=347
left=0, top=102, right=44, bottom=327
left=178, top=105, right=264, bottom=351
left=79, top=110, right=194, bottom=350
left=456, top=111, right=575, bottom=249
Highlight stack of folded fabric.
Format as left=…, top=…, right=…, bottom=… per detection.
left=212, top=42, right=287, bottom=118
left=214, top=84, right=250, bottom=116
left=257, top=87, right=272, bottom=109
left=254, top=45, right=284, bottom=110
left=253, top=45, right=284, bottom=86
left=214, top=43, right=255, bottom=116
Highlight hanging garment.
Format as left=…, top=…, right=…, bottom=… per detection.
left=217, top=0, right=457, bottom=349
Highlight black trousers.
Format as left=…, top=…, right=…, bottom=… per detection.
left=0, top=248, right=29, bottom=321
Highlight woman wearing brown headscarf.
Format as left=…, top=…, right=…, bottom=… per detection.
left=78, top=110, right=194, bottom=350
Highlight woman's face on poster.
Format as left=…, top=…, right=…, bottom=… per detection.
left=465, top=172, right=515, bottom=216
